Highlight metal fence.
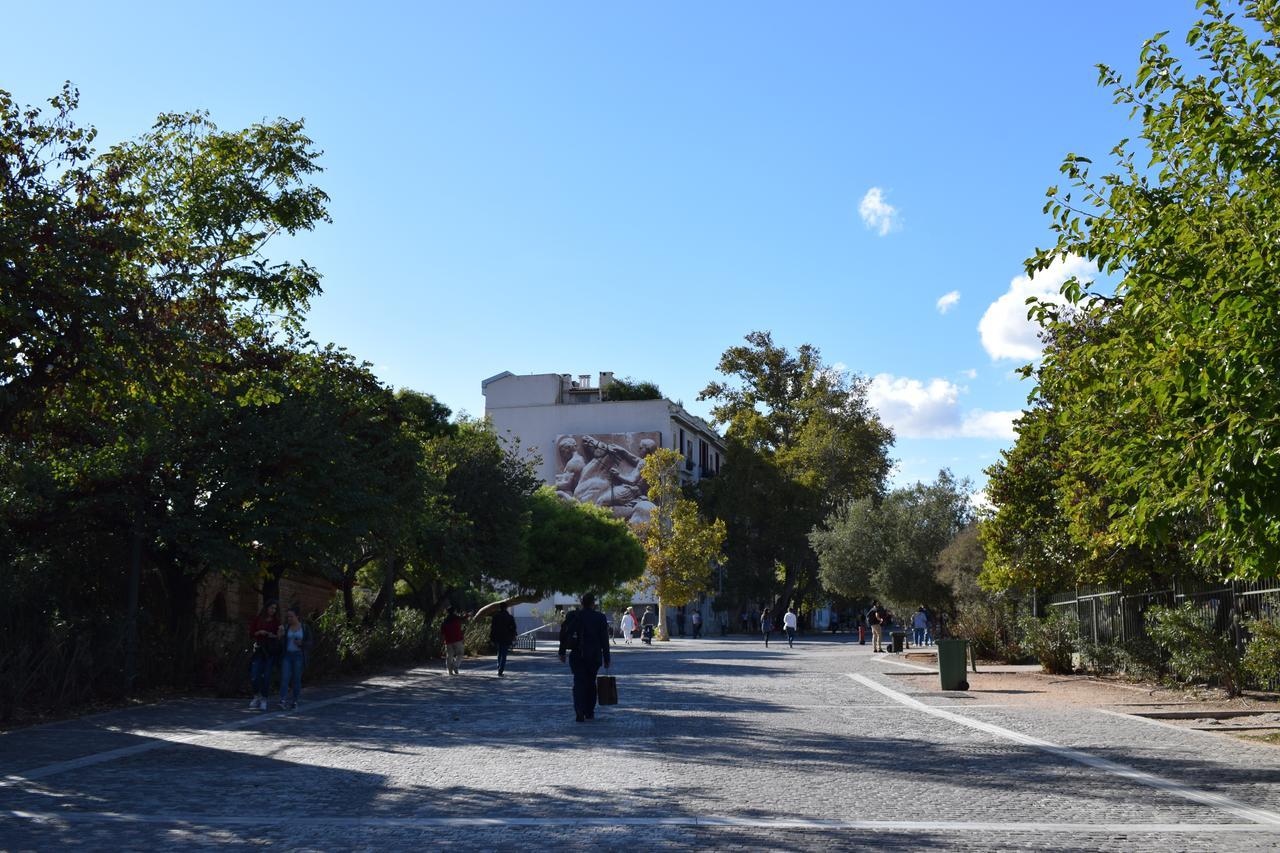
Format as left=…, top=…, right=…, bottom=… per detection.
left=1046, top=579, right=1280, bottom=688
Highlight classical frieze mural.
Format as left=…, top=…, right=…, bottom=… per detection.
left=553, top=432, right=659, bottom=525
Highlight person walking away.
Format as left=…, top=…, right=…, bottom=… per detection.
left=912, top=606, right=929, bottom=648
left=620, top=608, right=636, bottom=644
left=248, top=601, right=280, bottom=711
left=640, top=605, right=657, bottom=645
left=760, top=608, right=774, bottom=647
left=442, top=608, right=466, bottom=675
left=691, top=610, right=702, bottom=639
left=558, top=593, right=611, bottom=722
left=868, top=602, right=887, bottom=653
left=783, top=606, right=798, bottom=648
left=490, top=602, right=518, bottom=676
left=278, top=607, right=311, bottom=710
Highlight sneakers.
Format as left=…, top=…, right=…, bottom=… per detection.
left=248, top=696, right=261, bottom=709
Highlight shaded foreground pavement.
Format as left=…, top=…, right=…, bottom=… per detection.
left=3, top=635, right=1280, bottom=851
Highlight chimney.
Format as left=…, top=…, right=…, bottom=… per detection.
left=599, top=371, right=614, bottom=389
left=579, top=374, right=591, bottom=388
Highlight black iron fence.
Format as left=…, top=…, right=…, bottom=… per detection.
left=1046, top=579, right=1280, bottom=689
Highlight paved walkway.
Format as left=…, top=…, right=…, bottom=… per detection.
left=4, top=635, right=1280, bottom=850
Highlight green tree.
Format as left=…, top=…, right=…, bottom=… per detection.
left=1023, top=0, right=1280, bottom=579
left=812, top=470, right=970, bottom=612
left=602, top=377, right=662, bottom=401
left=698, top=331, right=892, bottom=619
left=637, top=448, right=726, bottom=641
left=402, top=418, right=540, bottom=621
left=477, top=487, right=645, bottom=619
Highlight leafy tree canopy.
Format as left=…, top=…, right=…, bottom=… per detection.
left=698, top=331, right=892, bottom=612
left=1022, top=0, right=1280, bottom=579
left=812, top=470, right=970, bottom=611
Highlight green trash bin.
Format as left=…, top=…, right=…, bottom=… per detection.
left=937, top=639, right=969, bottom=690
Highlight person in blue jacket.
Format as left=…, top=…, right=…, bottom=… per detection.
left=558, top=594, right=612, bottom=722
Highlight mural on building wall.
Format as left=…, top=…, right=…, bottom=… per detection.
left=553, top=432, right=660, bottom=525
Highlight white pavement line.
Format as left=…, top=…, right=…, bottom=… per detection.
left=880, top=658, right=936, bottom=672
left=7, top=811, right=1279, bottom=833
left=848, top=674, right=1280, bottom=827
left=0, top=669, right=443, bottom=789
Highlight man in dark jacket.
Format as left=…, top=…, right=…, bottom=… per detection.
left=490, top=602, right=518, bottom=677
left=558, top=594, right=612, bottom=722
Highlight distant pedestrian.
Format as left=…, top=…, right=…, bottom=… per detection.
left=558, top=593, right=611, bottom=722
left=490, top=602, right=518, bottom=676
left=248, top=600, right=280, bottom=711
left=620, top=608, right=636, bottom=644
left=278, top=607, right=312, bottom=710
left=740, top=609, right=750, bottom=634
left=783, top=606, right=798, bottom=648
left=641, top=605, right=657, bottom=644
left=442, top=608, right=466, bottom=675
left=676, top=607, right=686, bottom=637
left=760, top=608, right=774, bottom=647
left=691, top=610, right=702, bottom=639
left=868, top=602, right=888, bottom=653
left=912, top=606, right=929, bottom=648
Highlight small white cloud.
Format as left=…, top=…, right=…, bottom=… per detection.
left=859, top=187, right=899, bottom=236
left=961, top=368, right=977, bottom=380
left=936, top=290, right=961, bottom=314
left=970, top=488, right=994, bottom=516
left=959, top=409, right=1019, bottom=440
left=869, top=373, right=1021, bottom=440
left=979, top=255, right=1095, bottom=361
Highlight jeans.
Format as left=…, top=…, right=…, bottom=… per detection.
left=496, top=642, right=511, bottom=673
left=913, top=627, right=926, bottom=646
left=785, top=627, right=796, bottom=647
left=569, top=656, right=600, bottom=718
left=446, top=640, right=464, bottom=674
left=280, top=653, right=303, bottom=704
left=250, top=653, right=276, bottom=697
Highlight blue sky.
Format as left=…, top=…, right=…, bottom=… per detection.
left=3, top=1, right=1206, bottom=492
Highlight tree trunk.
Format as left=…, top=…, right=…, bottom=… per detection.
left=262, top=570, right=282, bottom=610
left=341, top=575, right=356, bottom=623
left=657, top=593, right=670, bottom=641
left=124, top=523, right=144, bottom=694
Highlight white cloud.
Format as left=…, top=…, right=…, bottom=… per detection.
left=936, top=290, right=961, bottom=314
left=868, top=373, right=1020, bottom=440
left=858, top=187, right=899, bottom=236
left=978, top=255, right=1094, bottom=361
left=970, top=488, right=994, bottom=516
left=960, top=368, right=977, bottom=380
left=959, top=409, right=1018, bottom=440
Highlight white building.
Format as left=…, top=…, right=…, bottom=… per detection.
left=482, top=370, right=726, bottom=635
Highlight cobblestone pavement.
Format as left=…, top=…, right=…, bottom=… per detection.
left=4, top=635, right=1280, bottom=851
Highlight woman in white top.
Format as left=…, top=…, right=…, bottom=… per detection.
left=619, top=608, right=636, bottom=644
left=783, top=607, right=799, bottom=648
left=279, top=607, right=309, bottom=710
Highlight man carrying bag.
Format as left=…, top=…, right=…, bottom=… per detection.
left=558, top=593, right=611, bottom=722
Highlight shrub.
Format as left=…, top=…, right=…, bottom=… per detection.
left=1116, top=635, right=1167, bottom=681
left=1243, top=614, right=1280, bottom=690
left=1079, top=640, right=1122, bottom=675
left=1146, top=603, right=1244, bottom=697
left=950, top=597, right=1023, bottom=663
left=1019, top=608, right=1077, bottom=674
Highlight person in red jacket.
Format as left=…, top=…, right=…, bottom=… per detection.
left=442, top=608, right=467, bottom=675
left=247, top=601, right=280, bottom=711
